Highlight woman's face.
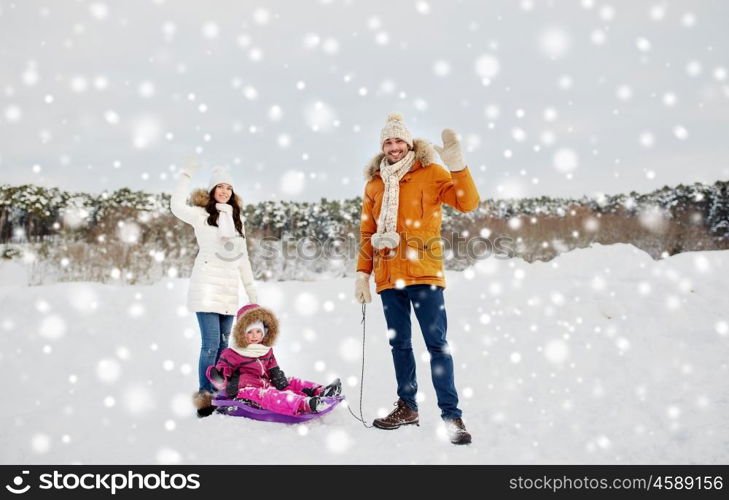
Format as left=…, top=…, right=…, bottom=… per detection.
left=213, top=183, right=233, bottom=204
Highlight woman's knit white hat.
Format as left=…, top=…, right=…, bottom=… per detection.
left=208, top=166, right=235, bottom=191
left=380, top=112, right=413, bottom=149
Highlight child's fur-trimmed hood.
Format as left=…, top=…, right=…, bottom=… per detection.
left=230, top=306, right=280, bottom=350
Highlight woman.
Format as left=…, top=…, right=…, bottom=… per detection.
left=171, top=160, right=258, bottom=417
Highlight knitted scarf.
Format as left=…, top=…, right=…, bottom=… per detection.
left=371, top=150, right=415, bottom=250
left=231, top=343, right=271, bottom=358
left=216, top=203, right=236, bottom=240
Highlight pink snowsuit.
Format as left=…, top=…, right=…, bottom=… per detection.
left=207, top=347, right=321, bottom=416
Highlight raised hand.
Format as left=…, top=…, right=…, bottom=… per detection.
left=181, top=156, right=203, bottom=177
left=433, top=129, right=466, bottom=172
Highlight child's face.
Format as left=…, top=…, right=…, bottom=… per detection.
left=245, top=327, right=264, bottom=344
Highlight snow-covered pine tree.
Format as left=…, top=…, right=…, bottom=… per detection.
left=707, top=183, right=729, bottom=239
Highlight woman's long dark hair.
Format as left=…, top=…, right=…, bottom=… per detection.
left=205, top=188, right=244, bottom=236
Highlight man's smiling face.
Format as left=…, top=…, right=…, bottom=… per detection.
left=383, top=138, right=410, bottom=164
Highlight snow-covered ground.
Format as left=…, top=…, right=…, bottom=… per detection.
left=1, top=243, right=727, bottom=464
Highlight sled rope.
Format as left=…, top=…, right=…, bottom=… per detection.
left=347, top=303, right=372, bottom=428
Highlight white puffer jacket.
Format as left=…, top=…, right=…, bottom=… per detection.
left=170, top=174, right=257, bottom=316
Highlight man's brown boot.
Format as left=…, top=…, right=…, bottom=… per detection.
left=372, top=399, right=419, bottom=430
left=445, top=418, right=472, bottom=445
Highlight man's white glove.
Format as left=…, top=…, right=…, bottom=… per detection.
left=354, top=271, right=372, bottom=304
left=181, top=156, right=202, bottom=178
left=433, top=129, right=466, bottom=172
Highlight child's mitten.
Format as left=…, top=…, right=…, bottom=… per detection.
left=268, top=367, right=288, bottom=390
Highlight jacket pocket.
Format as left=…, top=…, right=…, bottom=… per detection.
left=405, top=237, right=444, bottom=279
left=373, top=251, right=389, bottom=283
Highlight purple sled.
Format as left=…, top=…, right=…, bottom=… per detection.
left=211, top=394, right=344, bottom=424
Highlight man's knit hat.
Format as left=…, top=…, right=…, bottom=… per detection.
left=380, top=112, right=413, bottom=149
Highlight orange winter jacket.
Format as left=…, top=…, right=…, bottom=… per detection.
left=356, top=139, right=480, bottom=293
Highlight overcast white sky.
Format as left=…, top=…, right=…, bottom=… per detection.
left=1, top=0, right=728, bottom=202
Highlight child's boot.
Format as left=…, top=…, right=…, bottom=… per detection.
left=320, top=378, right=342, bottom=397
left=308, top=397, right=333, bottom=413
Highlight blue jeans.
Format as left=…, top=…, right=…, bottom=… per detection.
left=380, top=284, right=462, bottom=420
left=195, top=312, right=234, bottom=392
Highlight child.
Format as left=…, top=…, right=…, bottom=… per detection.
left=206, top=303, right=342, bottom=416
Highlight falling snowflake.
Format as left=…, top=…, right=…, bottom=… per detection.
left=474, top=54, right=501, bottom=80
left=715, top=321, right=728, bottom=337
left=40, top=315, right=66, bottom=340
left=268, top=105, right=283, bottom=121
left=67, top=285, right=98, bottom=313
left=553, top=148, right=578, bottom=173
left=280, top=170, right=306, bottom=196
left=591, top=29, right=606, bottom=45
left=252, top=8, right=271, bottom=25
left=97, top=358, right=122, bottom=383
left=636, top=37, right=652, bottom=52
left=304, top=101, right=337, bottom=132
left=117, top=221, right=141, bottom=243
left=415, top=1, right=431, bottom=15
left=294, top=292, right=319, bottom=316
left=322, top=38, right=339, bottom=55
left=89, top=3, right=109, bottom=20
left=138, top=81, right=155, bottom=98
left=156, top=448, right=181, bottom=465
left=539, top=28, right=572, bottom=59
left=70, top=75, right=89, bottom=93
left=123, top=385, right=155, bottom=415
left=31, top=434, right=51, bottom=454
left=339, top=338, right=361, bottom=362
left=325, top=430, right=352, bottom=454
left=545, top=339, right=569, bottom=364
left=201, top=22, right=220, bottom=39
left=4, top=105, right=21, bottom=123
left=433, top=60, right=451, bottom=77
left=616, top=85, right=633, bottom=101
left=673, top=125, right=689, bottom=140
left=131, top=116, right=161, bottom=149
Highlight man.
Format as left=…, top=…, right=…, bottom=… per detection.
left=354, top=112, right=480, bottom=445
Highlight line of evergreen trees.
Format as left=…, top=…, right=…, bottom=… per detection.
left=1, top=180, right=728, bottom=245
